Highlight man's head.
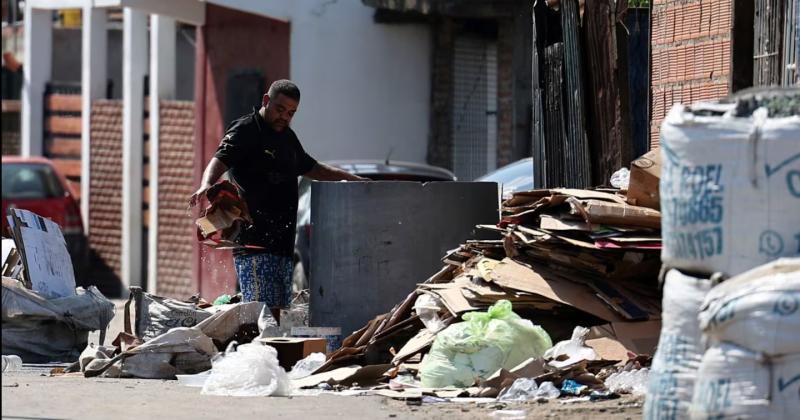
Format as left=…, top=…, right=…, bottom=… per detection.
left=262, top=79, right=300, bottom=132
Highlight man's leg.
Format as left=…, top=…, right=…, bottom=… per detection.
left=233, top=253, right=293, bottom=322
left=233, top=253, right=263, bottom=302
left=261, top=253, right=294, bottom=323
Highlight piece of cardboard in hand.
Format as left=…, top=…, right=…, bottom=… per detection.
left=195, top=181, right=255, bottom=249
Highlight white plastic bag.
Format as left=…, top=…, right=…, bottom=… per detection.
left=659, top=104, right=800, bottom=277
left=202, top=342, right=290, bottom=397
left=644, top=269, right=712, bottom=420
left=690, top=343, right=800, bottom=420
left=414, top=294, right=446, bottom=333
left=497, top=378, right=560, bottom=401
left=543, top=326, right=598, bottom=368
left=610, top=167, right=630, bottom=189
left=288, top=352, right=326, bottom=379
left=605, top=368, right=649, bottom=395
left=699, top=258, right=800, bottom=356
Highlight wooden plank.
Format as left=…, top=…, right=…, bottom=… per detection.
left=46, top=94, right=82, bottom=113
left=47, top=138, right=82, bottom=157
left=45, top=116, right=82, bottom=135
left=583, top=0, right=633, bottom=185
left=51, top=158, right=82, bottom=178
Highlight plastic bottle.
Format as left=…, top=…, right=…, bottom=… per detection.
left=2, top=355, right=22, bottom=373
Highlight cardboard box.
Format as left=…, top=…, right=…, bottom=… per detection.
left=627, top=148, right=661, bottom=210
left=259, top=337, right=327, bottom=370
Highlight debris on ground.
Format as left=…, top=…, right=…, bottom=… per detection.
left=2, top=209, right=114, bottom=364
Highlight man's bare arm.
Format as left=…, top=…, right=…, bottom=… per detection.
left=304, top=162, right=367, bottom=182
left=189, top=157, right=229, bottom=206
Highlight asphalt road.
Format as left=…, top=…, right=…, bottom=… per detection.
left=1, top=366, right=643, bottom=420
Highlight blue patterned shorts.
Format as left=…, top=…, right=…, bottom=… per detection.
left=233, top=253, right=293, bottom=308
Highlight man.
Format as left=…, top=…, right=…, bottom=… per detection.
left=190, top=79, right=365, bottom=320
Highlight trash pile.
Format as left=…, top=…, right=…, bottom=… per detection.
left=289, top=180, right=667, bottom=401
left=2, top=209, right=114, bottom=363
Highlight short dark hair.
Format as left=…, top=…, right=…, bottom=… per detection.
left=267, top=79, right=300, bottom=101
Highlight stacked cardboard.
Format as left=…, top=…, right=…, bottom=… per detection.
left=315, top=188, right=664, bottom=375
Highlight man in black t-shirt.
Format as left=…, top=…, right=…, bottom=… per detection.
left=189, top=79, right=365, bottom=320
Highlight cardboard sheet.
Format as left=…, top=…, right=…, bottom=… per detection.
left=8, top=209, right=75, bottom=298
left=588, top=320, right=661, bottom=356
left=391, top=330, right=436, bottom=365
left=489, top=258, right=621, bottom=322
left=574, top=199, right=662, bottom=229
left=293, top=364, right=392, bottom=388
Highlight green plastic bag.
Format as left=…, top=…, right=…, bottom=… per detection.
left=419, top=300, right=552, bottom=388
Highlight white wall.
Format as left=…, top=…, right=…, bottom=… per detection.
left=209, top=0, right=432, bottom=164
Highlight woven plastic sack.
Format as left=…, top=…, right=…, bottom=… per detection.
left=690, top=343, right=800, bottom=420
left=419, top=300, right=552, bottom=388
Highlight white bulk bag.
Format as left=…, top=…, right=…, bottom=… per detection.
left=699, top=258, right=800, bottom=356
left=690, top=343, right=800, bottom=420
left=644, top=269, right=712, bottom=420
left=659, top=105, right=800, bottom=276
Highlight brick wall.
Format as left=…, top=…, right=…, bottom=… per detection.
left=156, top=100, right=195, bottom=298
left=496, top=18, right=514, bottom=167
left=650, top=0, right=732, bottom=148
left=44, top=92, right=83, bottom=198
left=89, top=100, right=123, bottom=291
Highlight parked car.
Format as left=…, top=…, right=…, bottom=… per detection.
left=475, top=157, right=535, bottom=199
left=2, top=156, right=88, bottom=276
left=293, top=160, right=457, bottom=292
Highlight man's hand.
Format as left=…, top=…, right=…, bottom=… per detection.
left=304, top=162, right=369, bottom=181
left=189, top=183, right=212, bottom=208
left=189, top=158, right=230, bottom=208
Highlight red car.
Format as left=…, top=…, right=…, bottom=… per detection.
left=2, top=156, right=87, bottom=275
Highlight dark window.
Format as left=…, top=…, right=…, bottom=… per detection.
left=225, top=69, right=265, bottom=126
left=2, top=163, right=65, bottom=199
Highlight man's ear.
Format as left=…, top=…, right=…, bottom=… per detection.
left=262, top=94, right=270, bottom=108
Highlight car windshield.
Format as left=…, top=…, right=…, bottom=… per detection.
left=477, top=159, right=534, bottom=195
left=2, top=163, right=65, bottom=200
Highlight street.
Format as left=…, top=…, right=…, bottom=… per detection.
left=1, top=367, right=644, bottom=420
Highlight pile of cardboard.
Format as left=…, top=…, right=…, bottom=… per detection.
left=314, top=186, right=664, bottom=380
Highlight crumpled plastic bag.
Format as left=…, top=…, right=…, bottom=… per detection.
left=413, top=294, right=446, bottom=333
left=288, top=352, right=326, bottom=379
left=604, top=368, right=649, bottom=395
left=419, top=300, right=552, bottom=388
left=497, top=378, right=560, bottom=401
left=543, top=326, right=598, bottom=368
left=202, top=342, right=291, bottom=397
left=610, top=167, right=630, bottom=189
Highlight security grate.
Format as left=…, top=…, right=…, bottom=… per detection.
left=452, top=35, right=498, bottom=181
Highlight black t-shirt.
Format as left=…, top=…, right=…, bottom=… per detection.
left=213, top=109, right=317, bottom=256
